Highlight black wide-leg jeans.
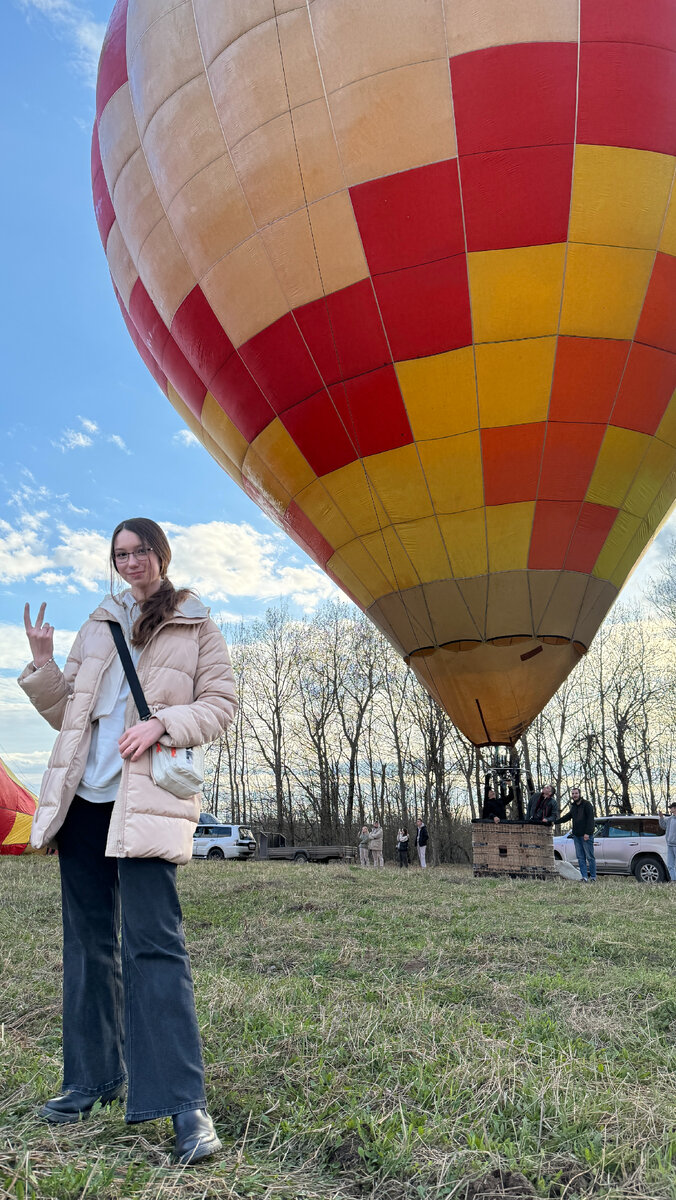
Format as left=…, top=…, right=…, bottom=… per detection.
left=56, top=796, right=206, bottom=1122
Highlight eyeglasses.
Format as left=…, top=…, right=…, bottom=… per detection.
left=114, top=546, right=151, bottom=565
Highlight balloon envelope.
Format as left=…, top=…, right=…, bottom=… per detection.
left=0, top=757, right=38, bottom=855
left=93, top=0, right=676, bottom=744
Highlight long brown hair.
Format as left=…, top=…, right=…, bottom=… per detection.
left=110, top=518, right=190, bottom=648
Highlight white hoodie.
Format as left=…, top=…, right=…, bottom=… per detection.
left=77, top=592, right=140, bottom=805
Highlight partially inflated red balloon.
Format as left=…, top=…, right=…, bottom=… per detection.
left=0, top=757, right=38, bottom=855
left=93, top=0, right=676, bottom=744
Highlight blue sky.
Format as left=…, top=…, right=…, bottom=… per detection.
left=0, top=0, right=337, bottom=789
left=1, top=0, right=674, bottom=793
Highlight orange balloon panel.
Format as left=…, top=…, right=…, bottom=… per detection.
left=93, top=0, right=676, bottom=744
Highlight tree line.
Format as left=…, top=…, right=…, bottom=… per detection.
left=202, top=545, right=676, bottom=862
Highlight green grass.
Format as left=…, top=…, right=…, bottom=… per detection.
left=1, top=858, right=675, bottom=1199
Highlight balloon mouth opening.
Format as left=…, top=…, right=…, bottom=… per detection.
left=404, top=636, right=587, bottom=663
left=403, top=636, right=590, bottom=745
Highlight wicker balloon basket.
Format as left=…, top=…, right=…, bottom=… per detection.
left=471, top=821, right=558, bottom=881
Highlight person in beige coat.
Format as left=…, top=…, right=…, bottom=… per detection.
left=368, top=820, right=384, bottom=867
left=20, top=518, right=236, bottom=1165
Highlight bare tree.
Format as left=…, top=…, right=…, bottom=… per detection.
left=244, top=605, right=298, bottom=832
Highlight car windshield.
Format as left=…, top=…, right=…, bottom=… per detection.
left=239, top=827, right=255, bottom=840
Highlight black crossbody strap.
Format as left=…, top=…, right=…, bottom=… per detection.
left=107, top=621, right=152, bottom=722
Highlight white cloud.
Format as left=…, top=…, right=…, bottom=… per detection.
left=34, top=571, right=79, bottom=593
left=108, top=434, right=130, bottom=454
left=164, top=521, right=339, bottom=610
left=0, top=505, right=339, bottom=610
left=54, top=428, right=94, bottom=452
left=0, top=747, right=50, bottom=796
left=623, top=513, right=676, bottom=603
left=8, top=477, right=51, bottom=510
left=0, top=624, right=77, bottom=671
left=52, top=419, right=131, bottom=456
left=0, top=515, right=51, bottom=582
left=19, top=0, right=106, bottom=86
left=0, top=676, right=34, bottom=716
left=173, top=430, right=200, bottom=448
left=1, top=749, right=49, bottom=769
left=52, top=524, right=110, bottom=592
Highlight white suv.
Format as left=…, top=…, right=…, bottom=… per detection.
left=192, top=818, right=257, bottom=861
left=553, top=814, right=669, bottom=883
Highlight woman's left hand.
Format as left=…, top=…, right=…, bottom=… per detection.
left=119, top=716, right=166, bottom=761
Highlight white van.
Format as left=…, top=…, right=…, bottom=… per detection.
left=192, top=817, right=257, bottom=861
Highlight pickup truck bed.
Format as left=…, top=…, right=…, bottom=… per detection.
left=259, top=834, right=356, bottom=863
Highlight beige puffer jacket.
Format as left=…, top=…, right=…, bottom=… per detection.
left=19, top=592, right=237, bottom=864
left=368, top=826, right=384, bottom=853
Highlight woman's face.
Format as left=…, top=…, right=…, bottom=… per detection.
left=113, top=529, right=162, bottom=592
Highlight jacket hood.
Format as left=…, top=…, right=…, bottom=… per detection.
left=89, top=590, right=210, bottom=624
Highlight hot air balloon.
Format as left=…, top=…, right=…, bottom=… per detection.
left=92, top=0, right=676, bottom=746
left=0, top=756, right=38, bottom=855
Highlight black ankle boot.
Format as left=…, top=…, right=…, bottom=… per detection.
left=39, top=1085, right=125, bottom=1124
left=172, top=1109, right=222, bottom=1165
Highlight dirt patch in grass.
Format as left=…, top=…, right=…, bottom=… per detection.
left=544, top=1159, right=596, bottom=1196
left=466, top=1169, right=537, bottom=1199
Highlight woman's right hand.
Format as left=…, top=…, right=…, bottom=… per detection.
left=24, top=602, right=54, bottom=668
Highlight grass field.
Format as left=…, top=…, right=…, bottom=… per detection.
left=1, top=858, right=675, bottom=1200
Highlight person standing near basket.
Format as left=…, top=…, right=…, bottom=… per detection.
left=19, top=518, right=237, bottom=1165
left=563, top=787, right=596, bottom=882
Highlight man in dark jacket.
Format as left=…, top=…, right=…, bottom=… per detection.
left=564, top=787, right=596, bottom=881
left=482, top=788, right=507, bottom=823
left=527, top=784, right=558, bottom=825
left=414, top=818, right=429, bottom=869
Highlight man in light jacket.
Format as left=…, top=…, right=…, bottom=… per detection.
left=658, top=802, right=676, bottom=881
left=368, top=820, right=384, bottom=868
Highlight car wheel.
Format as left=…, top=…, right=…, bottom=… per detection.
left=293, top=851, right=309, bottom=863
left=554, top=851, right=562, bottom=860
left=207, top=847, right=225, bottom=860
left=633, top=855, right=666, bottom=884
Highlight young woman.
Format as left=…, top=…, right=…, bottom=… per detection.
left=396, top=827, right=410, bottom=868
left=358, top=825, right=371, bottom=868
left=20, top=518, right=237, bottom=1165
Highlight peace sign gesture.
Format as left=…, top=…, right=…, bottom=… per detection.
left=24, top=602, right=55, bottom=669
